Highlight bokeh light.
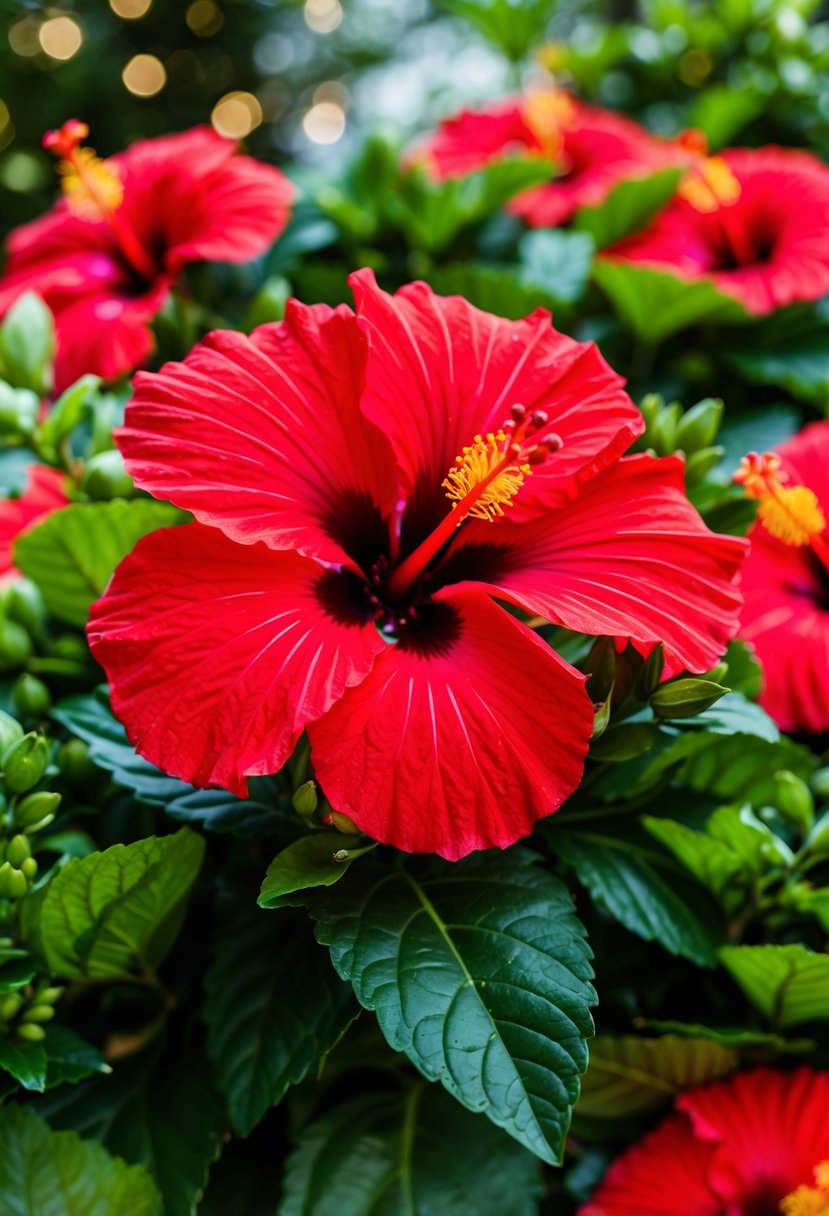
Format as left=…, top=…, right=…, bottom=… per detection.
left=122, top=53, right=167, bottom=97
left=109, top=0, right=153, bottom=18
left=8, top=16, right=42, bottom=57
left=38, top=16, right=83, bottom=61
left=302, top=100, right=346, bottom=144
left=186, top=0, right=224, bottom=37
left=211, top=91, right=262, bottom=138
left=304, top=0, right=343, bottom=35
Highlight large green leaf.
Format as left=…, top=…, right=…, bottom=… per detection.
left=297, top=850, right=596, bottom=1165
left=548, top=821, right=721, bottom=966
left=642, top=813, right=756, bottom=914
left=593, top=259, right=748, bottom=342
left=39, top=829, right=205, bottom=980
left=719, top=944, right=829, bottom=1027
left=573, top=168, right=682, bottom=248
left=204, top=905, right=355, bottom=1136
left=0, top=1103, right=160, bottom=1216
left=280, top=1085, right=542, bottom=1216
left=53, top=688, right=287, bottom=834
left=576, top=1034, right=738, bottom=1120
left=15, top=499, right=183, bottom=627
left=35, top=1049, right=222, bottom=1216
left=726, top=300, right=829, bottom=411
left=0, top=1037, right=48, bottom=1092
left=42, top=1025, right=111, bottom=1089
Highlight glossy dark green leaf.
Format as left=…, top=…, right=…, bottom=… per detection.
left=15, top=499, right=183, bottom=627
left=0, top=1036, right=48, bottom=1092
left=719, top=944, right=829, bottom=1027
left=280, top=1085, right=542, bottom=1216
left=0, top=1103, right=160, bottom=1216
left=204, top=905, right=355, bottom=1136
left=258, top=833, right=368, bottom=908
left=594, top=259, right=748, bottom=342
left=573, top=167, right=682, bottom=248
left=43, top=1025, right=111, bottom=1089
left=298, top=850, right=596, bottom=1165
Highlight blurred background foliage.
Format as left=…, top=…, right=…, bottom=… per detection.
left=2, top=0, right=829, bottom=232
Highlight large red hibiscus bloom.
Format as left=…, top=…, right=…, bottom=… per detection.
left=580, top=1067, right=829, bottom=1216
left=0, top=464, right=68, bottom=582
left=736, top=424, right=829, bottom=733
left=0, top=121, right=292, bottom=391
left=87, top=270, right=745, bottom=858
left=605, top=147, right=829, bottom=314
left=419, top=90, right=687, bottom=229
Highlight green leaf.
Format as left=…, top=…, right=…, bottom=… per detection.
left=15, top=499, right=183, bottom=627
left=39, top=829, right=205, bottom=980
left=43, top=1025, right=111, bottom=1089
left=0, top=1103, right=160, bottom=1216
left=642, top=811, right=758, bottom=913
left=688, top=84, right=765, bottom=149
left=280, top=1085, right=542, bottom=1216
left=297, top=850, right=596, bottom=1165
left=518, top=229, right=596, bottom=305
left=53, top=688, right=286, bottom=834
left=441, top=0, right=554, bottom=60
left=573, top=167, right=682, bottom=248
left=35, top=1050, right=223, bottom=1216
left=593, top=259, right=748, bottom=342
left=0, top=1036, right=48, bottom=1092
left=38, top=376, right=101, bottom=459
left=719, top=944, right=829, bottom=1027
left=549, top=822, right=720, bottom=966
left=427, top=264, right=562, bottom=321
left=204, top=905, right=355, bottom=1136
left=576, top=1034, right=737, bottom=1120
left=0, top=293, right=55, bottom=395
left=726, top=301, right=829, bottom=410
left=259, top=834, right=368, bottom=909
left=640, top=1018, right=814, bottom=1052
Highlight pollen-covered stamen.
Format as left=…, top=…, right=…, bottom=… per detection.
left=385, top=405, right=561, bottom=602
left=679, top=156, right=741, bottom=213
left=521, top=89, right=576, bottom=162
left=735, top=450, right=829, bottom=568
left=780, top=1161, right=829, bottom=1216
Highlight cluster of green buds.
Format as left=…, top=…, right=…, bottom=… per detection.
left=0, top=576, right=89, bottom=701
left=633, top=394, right=725, bottom=485
left=290, top=778, right=361, bottom=837
left=0, top=712, right=57, bottom=900
left=0, top=978, right=63, bottom=1043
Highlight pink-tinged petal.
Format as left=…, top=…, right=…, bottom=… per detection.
left=579, top=1115, right=720, bottom=1216
left=351, top=269, right=642, bottom=536
left=678, top=1068, right=829, bottom=1209
left=87, top=523, right=386, bottom=795
left=309, top=590, right=593, bottom=860
left=115, top=127, right=292, bottom=270
left=51, top=285, right=166, bottom=392
left=0, top=465, right=69, bottom=579
left=119, top=299, right=398, bottom=567
left=441, top=454, right=746, bottom=673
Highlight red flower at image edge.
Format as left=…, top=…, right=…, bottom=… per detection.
left=0, top=465, right=68, bottom=581
left=87, top=270, right=745, bottom=858
left=418, top=90, right=687, bottom=228
left=0, top=121, right=292, bottom=391
left=605, top=147, right=829, bottom=314
left=580, top=1068, right=829, bottom=1216
left=737, top=422, right=829, bottom=734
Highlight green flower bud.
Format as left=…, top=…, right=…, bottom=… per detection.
left=806, top=809, right=829, bottom=856
left=15, top=790, right=60, bottom=827
left=5, top=578, right=46, bottom=634
left=0, top=619, right=32, bottom=671
left=0, top=993, right=22, bottom=1021
left=635, top=644, right=665, bottom=699
left=585, top=635, right=616, bottom=703
left=321, top=809, right=361, bottom=835
left=2, top=732, right=50, bottom=792
left=0, top=861, right=29, bottom=898
left=53, top=634, right=90, bottom=662
left=291, top=780, right=318, bottom=817
left=5, top=834, right=31, bottom=867
left=650, top=401, right=682, bottom=455
left=772, top=770, right=814, bottom=833
left=591, top=691, right=613, bottom=740
left=811, top=767, right=829, bottom=800
left=37, top=986, right=64, bottom=1005
left=20, top=1004, right=55, bottom=1023
left=16, top=1022, right=45, bottom=1042
left=81, top=449, right=134, bottom=500
left=651, top=678, right=729, bottom=719
left=0, top=711, right=23, bottom=755
left=0, top=383, right=39, bottom=437
left=674, top=397, right=724, bottom=453
left=12, top=673, right=51, bottom=718
left=684, top=446, right=725, bottom=484
left=20, top=856, right=37, bottom=881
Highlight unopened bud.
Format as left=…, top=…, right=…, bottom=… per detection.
left=635, top=643, right=665, bottom=699
left=675, top=397, right=723, bottom=453
left=811, top=767, right=829, bottom=800
left=773, top=770, right=814, bottom=833
left=0, top=711, right=23, bottom=755
left=15, top=790, right=60, bottom=827
left=16, top=1022, right=45, bottom=1042
left=20, top=857, right=38, bottom=881
left=2, top=732, right=50, bottom=792
left=37, top=986, right=64, bottom=1005
left=5, top=579, right=46, bottom=634
left=806, top=810, right=829, bottom=856
left=651, top=678, right=728, bottom=719
left=0, top=861, right=28, bottom=898
left=21, top=1004, right=55, bottom=1024
left=684, top=446, right=725, bottom=484
left=12, top=673, right=52, bottom=718
left=57, top=738, right=95, bottom=785
left=81, top=449, right=134, bottom=500
left=0, top=619, right=32, bottom=670
left=291, top=780, right=318, bottom=817
left=5, top=834, right=31, bottom=867
left=322, top=810, right=361, bottom=835
left=0, top=993, right=22, bottom=1021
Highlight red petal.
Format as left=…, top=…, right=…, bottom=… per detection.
left=350, top=269, right=642, bottom=527
left=87, top=523, right=386, bottom=794
left=119, top=300, right=397, bottom=567
left=443, top=454, right=746, bottom=673
left=0, top=465, right=68, bottom=579
left=309, top=591, right=592, bottom=859
left=678, top=1067, right=829, bottom=1208
left=579, top=1114, right=720, bottom=1216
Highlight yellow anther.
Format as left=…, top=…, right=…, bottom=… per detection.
left=734, top=452, right=826, bottom=548
left=678, top=156, right=741, bottom=212
left=521, top=90, right=576, bottom=160
left=780, top=1163, right=829, bottom=1216
left=443, top=431, right=531, bottom=522
left=59, top=147, right=123, bottom=220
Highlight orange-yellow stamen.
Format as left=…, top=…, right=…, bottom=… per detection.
left=678, top=156, right=741, bottom=213
left=443, top=430, right=531, bottom=522
left=521, top=89, right=576, bottom=161
left=44, top=120, right=123, bottom=222
left=780, top=1162, right=829, bottom=1216
left=735, top=451, right=827, bottom=548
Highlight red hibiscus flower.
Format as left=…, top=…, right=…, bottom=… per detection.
left=0, top=464, right=68, bottom=582
left=86, top=270, right=745, bottom=859
left=735, top=424, right=829, bottom=733
left=0, top=121, right=292, bottom=391
left=418, top=90, right=687, bottom=228
left=580, top=1067, right=829, bottom=1216
left=605, top=147, right=829, bottom=314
